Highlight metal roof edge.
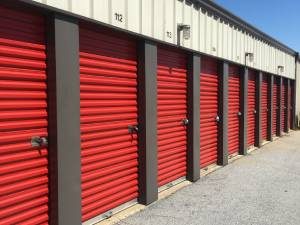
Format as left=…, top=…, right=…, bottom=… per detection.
left=191, top=0, right=297, bottom=56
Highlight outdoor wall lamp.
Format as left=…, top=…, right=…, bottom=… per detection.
left=178, top=24, right=191, bottom=40
left=278, top=65, right=284, bottom=73
left=245, top=52, right=254, bottom=62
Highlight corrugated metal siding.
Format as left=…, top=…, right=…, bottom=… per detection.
left=79, top=25, right=138, bottom=222
left=0, top=6, right=49, bottom=224
left=157, top=47, right=187, bottom=187
left=31, top=0, right=296, bottom=79
left=261, top=74, right=268, bottom=141
left=200, top=57, right=218, bottom=167
left=228, top=65, right=240, bottom=155
left=272, top=77, right=279, bottom=136
left=247, top=70, right=256, bottom=147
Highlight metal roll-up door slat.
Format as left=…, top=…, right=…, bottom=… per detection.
left=0, top=5, right=49, bottom=224
left=228, top=65, right=240, bottom=155
left=261, top=75, right=268, bottom=141
left=80, top=25, right=138, bottom=223
left=157, top=47, right=187, bottom=187
left=247, top=70, right=256, bottom=147
left=272, top=77, right=279, bottom=136
left=200, top=57, right=219, bottom=168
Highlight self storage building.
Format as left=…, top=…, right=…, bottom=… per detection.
left=0, top=0, right=298, bottom=225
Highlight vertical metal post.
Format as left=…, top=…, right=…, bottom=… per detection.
left=218, top=61, right=228, bottom=166
left=255, top=72, right=262, bottom=147
left=268, top=74, right=274, bottom=141
left=47, top=14, right=81, bottom=225
left=278, top=76, right=283, bottom=136
left=186, top=53, right=200, bottom=181
left=137, top=40, right=158, bottom=205
left=239, top=67, right=248, bottom=155
left=286, top=79, right=291, bottom=132
left=291, top=80, right=296, bottom=130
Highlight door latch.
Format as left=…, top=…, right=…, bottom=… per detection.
left=128, top=125, right=138, bottom=134
left=182, top=118, right=189, bottom=126
left=215, top=115, right=220, bottom=122
left=237, top=112, right=242, bottom=116
left=31, top=136, right=48, bottom=147
left=253, top=110, right=257, bottom=114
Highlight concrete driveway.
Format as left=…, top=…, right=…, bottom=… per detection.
left=117, top=131, right=300, bottom=225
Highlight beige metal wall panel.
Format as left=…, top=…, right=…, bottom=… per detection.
left=199, top=8, right=205, bottom=53
left=192, top=6, right=200, bottom=51
left=30, top=0, right=296, bottom=78
left=128, top=0, right=140, bottom=33
left=217, top=20, right=223, bottom=58
left=211, top=15, right=218, bottom=56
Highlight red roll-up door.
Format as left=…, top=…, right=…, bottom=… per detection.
left=282, top=79, right=288, bottom=133
left=228, top=65, right=240, bottom=155
left=0, top=6, right=49, bottom=224
left=80, top=26, right=138, bottom=222
left=200, top=57, right=219, bottom=167
left=272, top=77, right=279, bottom=136
left=247, top=70, right=256, bottom=147
left=157, top=47, right=187, bottom=187
left=261, top=74, right=268, bottom=141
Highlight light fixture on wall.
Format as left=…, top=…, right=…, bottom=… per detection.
left=245, top=52, right=254, bottom=62
left=177, top=24, right=191, bottom=45
left=178, top=24, right=191, bottom=40
left=278, top=65, right=284, bottom=73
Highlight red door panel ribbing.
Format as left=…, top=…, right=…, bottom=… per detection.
left=261, top=75, right=268, bottom=141
left=80, top=26, right=138, bottom=222
left=247, top=70, right=256, bottom=147
left=200, top=57, right=218, bottom=167
left=0, top=6, right=49, bottom=224
left=281, top=79, right=288, bottom=132
left=272, top=77, right=279, bottom=136
left=157, top=47, right=187, bottom=187
left=228, top=65, right=240, bottom=155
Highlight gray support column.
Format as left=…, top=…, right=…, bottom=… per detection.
left=47, top=14, right=81, bottom=225
left=239, top=67, right=248, bottom=155
left=255, top=72, right=262, bottom=147
left=286, top=79, right=291, bottom=132
left=137, top=40, right=158, bottom=205
left=278, top=77, right=283, bottom=136
left=268, top=75, right=274, bottom=141
left=218, top=61, right=229, bottom=166
left=186, top=53, right=200, bottom=182
left=291, top=80, right=296, bottom=130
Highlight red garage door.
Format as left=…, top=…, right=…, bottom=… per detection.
left=272, top=77, right=279, bottom=136
left=228, top=65, right=240, bottom=155
left=0, top=6, right=49, bottom=224
left=282, top=79, right=288, bottom=133
left=200, top=57, right=219, bottom=167
left=157, top=47, right=187, bottom=187
left=247, top=70, right=256, bottom=147
left=80, top=26, right=138, bottom=222
left=261, top=74, right=268, bottom=141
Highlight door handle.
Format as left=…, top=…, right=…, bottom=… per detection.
left=31, top=136, right=48, bottom=147
left=237, top=112, right=242, bottom=116
left=253, top=110, right=257, bottom=114
left=128, top=125, right=138, bottom=134
left=215, top=115, right=220, bottom=122
left=182, top=118, right=189, bottom=126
